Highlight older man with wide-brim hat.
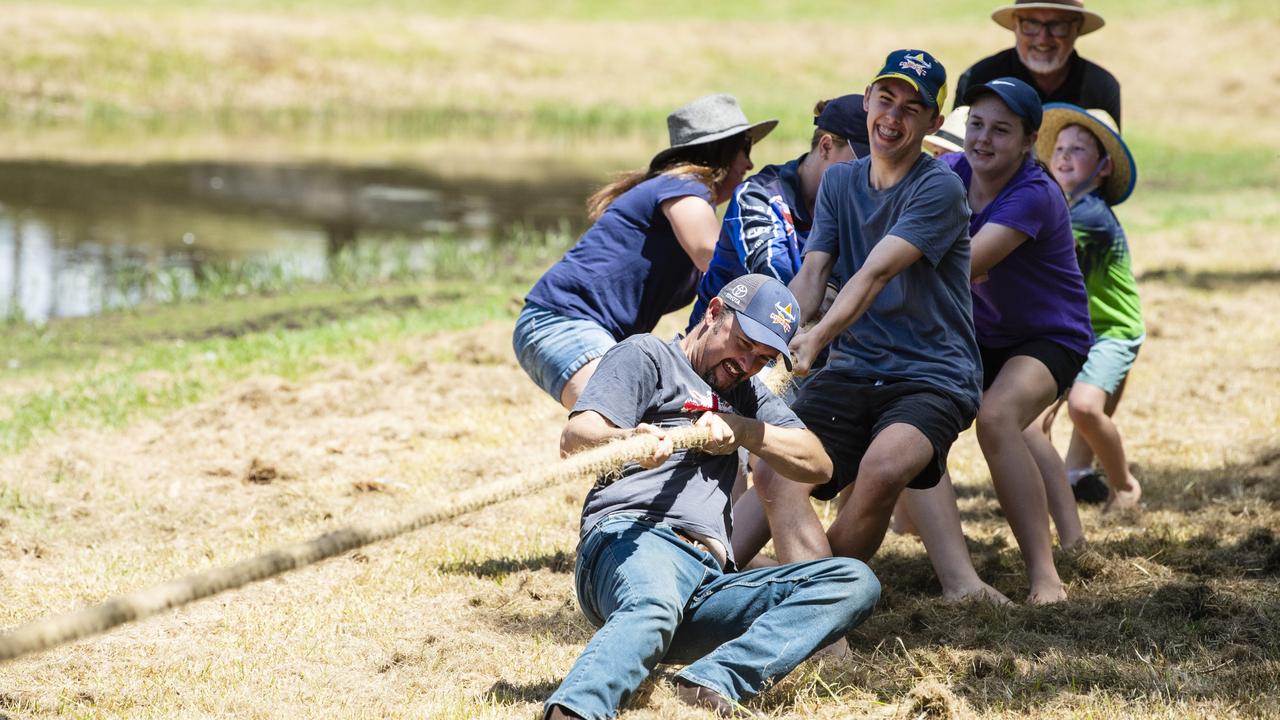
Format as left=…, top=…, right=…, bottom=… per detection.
left=954, top=0, right=1122, bottom=128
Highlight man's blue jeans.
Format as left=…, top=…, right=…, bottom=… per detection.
left=544, top=513, right=881, bottom=719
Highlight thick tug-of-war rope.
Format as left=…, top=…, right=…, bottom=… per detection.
left=0, top=425, right=713, bottom=663
left=762, top=364, right=794, bottom=398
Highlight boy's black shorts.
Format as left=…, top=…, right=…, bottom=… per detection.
left=790, top=369, right=977, bottom=500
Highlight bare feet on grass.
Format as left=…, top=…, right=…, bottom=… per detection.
left=1104, top=475, right=1142, bottom=513
left=1059, top=534, right=1087, bottom=552
left=1026, top=581, right=1068, bottom=605
left=942, top=581, right=1012, bottom=605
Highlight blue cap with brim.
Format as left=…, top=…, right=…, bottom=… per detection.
left=871, top=49, right=948, bottom=111
left=716, top=274, right=800, bottom=370
left=815, top=94, right=870, bottom=158
left=963, top=77, right=1043, bottom=131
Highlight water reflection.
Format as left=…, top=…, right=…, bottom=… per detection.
left=0, top=161, right=596, bottom=322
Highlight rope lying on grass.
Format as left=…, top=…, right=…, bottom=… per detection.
left=0, top=425, right=713, bottom=663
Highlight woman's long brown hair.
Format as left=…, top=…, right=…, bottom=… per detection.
left=585, top=131, right=748, bottom=221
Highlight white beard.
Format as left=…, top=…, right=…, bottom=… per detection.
left=1018, top=48, right=1069, bottom=76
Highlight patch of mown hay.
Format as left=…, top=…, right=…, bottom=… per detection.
left=901, top=679, right=971, bottom=719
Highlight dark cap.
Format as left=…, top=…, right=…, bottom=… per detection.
left=871, top=50, right=948, bottom=111
left=815, top=94, right=870, bottom=157
left=716, top=274, right=800, bottom=370
left=963, top=77, right=1043, bottom=131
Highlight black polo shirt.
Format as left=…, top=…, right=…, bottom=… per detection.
left=954, top=48, right=1121, bottom=129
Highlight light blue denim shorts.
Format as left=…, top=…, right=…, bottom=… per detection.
left=1075, top=335, right=1144, bottom=394
left=512, top=302, right=616, bottom=403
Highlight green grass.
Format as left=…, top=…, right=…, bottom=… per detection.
left=0, top=280, right=512, bottom=454
left=14, top=0, right=1276, bottom=22
left=0, top=227, right=571, bottom=454
left=3, top=0, right=1275, bottom=167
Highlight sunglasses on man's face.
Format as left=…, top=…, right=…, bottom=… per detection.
left=1016, top=16, right=1080, bottom=38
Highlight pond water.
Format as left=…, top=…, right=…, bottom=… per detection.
left=0, top=161, right=599, bottom=322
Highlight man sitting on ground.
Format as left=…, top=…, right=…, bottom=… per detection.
left=544, top=274, right=880, bottom=720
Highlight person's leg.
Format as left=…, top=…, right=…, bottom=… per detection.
left=975, top=356, right=1066, bottom=604
left=729, top=485, right=774, bottom=566
left=544, top=518, right=709, bottom=719
left=825, top=423, right=934, bottom=561
left=900, top=472, right=1010, bottom=603
left=512, top=303, right=614, bottom=410
left=1064, top=425, right=1095, bottom=474
left=1068, top=381, right=1141, bottom=512
left=888, top=491, right=919, bottom=537
left=730, top=448, right=751, bottom=505
left=663, top=557, right=880, bottom=705
left=1066, top=340, right=1135, bottom=479
left=753, top=460, right=835, bottom=563
left=1025, top=405, right=1085, bottom=550
left=559, top=358, right=601, bottom=410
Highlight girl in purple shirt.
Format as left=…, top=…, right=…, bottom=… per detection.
left=945, top=78, right=1093, bottom=605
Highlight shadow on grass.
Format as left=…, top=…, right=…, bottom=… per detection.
left=485, top=678, right=561, bottom=705
left=833, top=574, right=1280, bottom=713
left=485, top=671, right=670, bottom=708
left=1140, top=444, right=1280, bottom=511
left=844, top=445, right=1280, bottom=714
left=437, top=549, right=574, bottom=578
left=1138, top=266, right=1280, bottom=290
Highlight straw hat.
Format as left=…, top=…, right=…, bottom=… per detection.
left=992, top=0, right=1105, bottom=37
left=649, top=94, right=777, bottom=170
left=923, top=106, right=969, bottom=157
left=1036, top=103, right=1136, bottom=205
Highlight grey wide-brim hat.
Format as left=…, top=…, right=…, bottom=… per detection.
left=649, top=94, right=777, bottom=170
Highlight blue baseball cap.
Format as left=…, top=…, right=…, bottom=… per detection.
left=963, top=77, right=1043, bottom=131
left=815, top=94, right=870, bottom=157
left=871, top=50, right=948, bottom=111
left=717, top=274, right=800, bottom=370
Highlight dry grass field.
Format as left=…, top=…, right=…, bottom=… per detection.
left=0, top=277, right=1276, bottom=719
left=1, top=1, right=1278, bottom=718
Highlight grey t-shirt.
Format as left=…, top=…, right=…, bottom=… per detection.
left=806, top=153, right=982, bottom=409
left=573, top=334, right=805, bottom=568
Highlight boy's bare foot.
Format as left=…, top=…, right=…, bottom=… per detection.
left=1027, top=581, right=1068, bottom=605
left=942, top=581, right=1012, bottom=605
left=1104, top=475, right=1142, bottom=513
left=1060, top=534, right=1087, bottom=552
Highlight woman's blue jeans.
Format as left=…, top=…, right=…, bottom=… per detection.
left=544, top=513, right=881, bottom=719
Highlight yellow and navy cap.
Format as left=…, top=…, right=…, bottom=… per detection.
left=871, top=49, right=948, bottom=111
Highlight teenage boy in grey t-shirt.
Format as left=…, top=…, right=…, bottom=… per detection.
left=732, top=50, right=1003, bottom=603
left=545, top=275, right=880, bottom=720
